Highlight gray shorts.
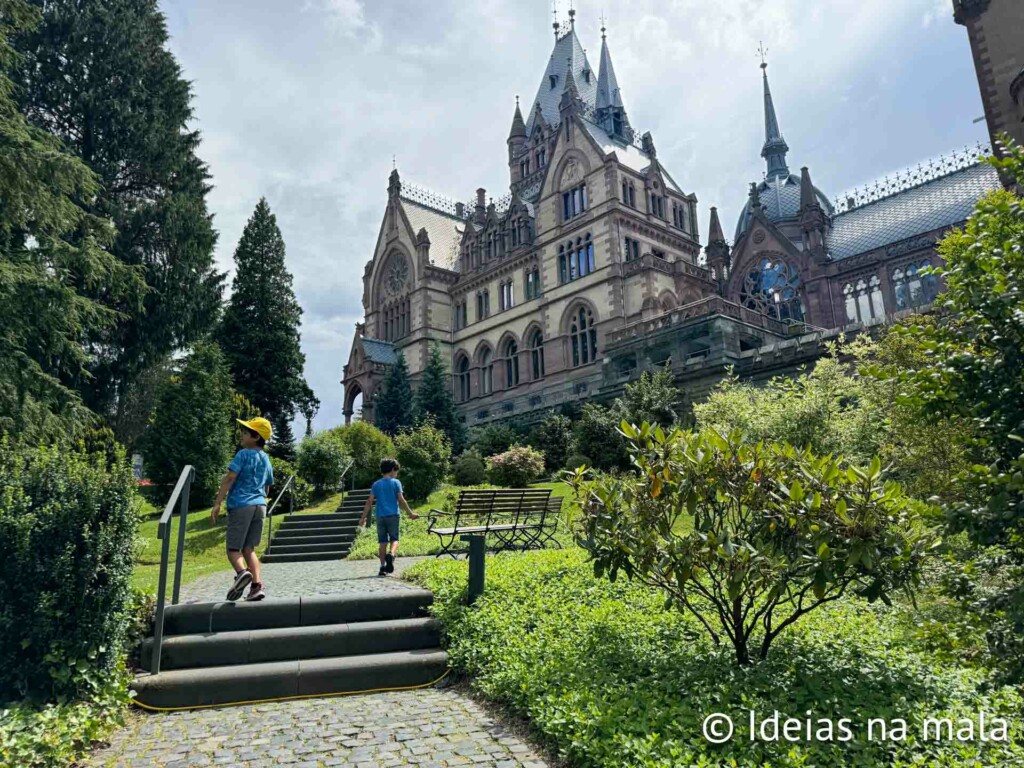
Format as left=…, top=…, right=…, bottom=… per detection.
left=377, top=515, right=400, bottom=544
left=227, top=505, right=265, bottom=551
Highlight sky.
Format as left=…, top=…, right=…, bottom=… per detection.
left=160, top=0, right=988, bottom=433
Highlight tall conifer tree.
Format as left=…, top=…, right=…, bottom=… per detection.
left=375, top=353, right=414, bottom=436
left=0, top=0, right=143, bottom=440
left=14, top=0, right=223, bottom=433
left=219, top=198, right=317, bottom=458
left=414, top=344, right=465, bottom=453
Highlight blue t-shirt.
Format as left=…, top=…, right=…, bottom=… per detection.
left=371, top=477, right=403, bottom=518
left=226, top=449, right=274, bottom=509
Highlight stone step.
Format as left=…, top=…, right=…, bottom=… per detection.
left=163, top=590, right=434, bottom=634
left=273, top=524, right=358, bottom=539
left=261, top=551, right=348, bottom=564
left=265, top=532, right=352, bottom=546
left=140, top=617, right=441, bottom=670
left=280, top=512, right=358, bottom=522
left=133, top=649, right=448, bottom=709
left=266, top=541, right=352, bottom=556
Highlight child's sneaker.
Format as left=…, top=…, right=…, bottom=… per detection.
left=385, top=553, right=395, bottom=573
left=378, top=564, right=387, bottom=577
left=244, top=581, right=266, bottom=602
left=226, top=569, right=252, bottom=601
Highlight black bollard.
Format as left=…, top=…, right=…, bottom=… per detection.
left=460, top=534, right=485, bottom=604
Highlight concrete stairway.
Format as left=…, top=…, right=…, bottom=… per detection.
left=262, top=489, right=370, bottom=563
left=134, top=589, right=447, bottom=708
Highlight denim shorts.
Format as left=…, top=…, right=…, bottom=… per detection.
left=376, top=515, right=400, bottom=543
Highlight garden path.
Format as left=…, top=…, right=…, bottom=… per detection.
left=87, top=557, right=551, bottom=768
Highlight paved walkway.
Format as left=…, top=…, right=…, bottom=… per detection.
left=88, top=556, right=551, bottom=768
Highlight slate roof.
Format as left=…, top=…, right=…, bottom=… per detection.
left=735, top=173, right=834, bottom=241
left=828, top=162, right=1000, bottom=260
left=400, top=198, right=464, bottom=270
left=580, top=120, right=682, bottom=193
left=525, top=29, right=597, bottom=135
left=361, top=338, right=397, bottom=365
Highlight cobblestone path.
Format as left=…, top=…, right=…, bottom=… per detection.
left=180, top=555, right=429, bottom=602
left=89, top=557, right=551, bottom=767
left=87, top=689, right=549, bottom=767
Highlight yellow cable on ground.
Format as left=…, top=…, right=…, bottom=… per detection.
left=131, top=668, right=451, bottom=713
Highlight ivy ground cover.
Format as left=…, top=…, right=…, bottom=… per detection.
left=406, top=549, right=1023, bottom=767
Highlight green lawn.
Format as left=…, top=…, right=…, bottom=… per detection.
left=347, top=481, right=578, bottom=560
left=131, top=492, right=344, bottom=593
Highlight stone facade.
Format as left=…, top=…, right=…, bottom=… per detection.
left=954, top=0, right=1024, bottom=154
left=342, top=15, right=1003, bottom=428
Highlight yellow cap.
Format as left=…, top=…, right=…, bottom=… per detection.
left=237, top=417, right=272, bottom=442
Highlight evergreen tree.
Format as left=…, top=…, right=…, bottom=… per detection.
left=219, top=198, right=318, bottom=440
left=375, top=353, right=415, bottom=435
left=14, top=0, right=223, bottom=428
left=414, top=344, right=465, bottom=453
left=268, top=416, right=296, bottom=463
left=141, top=341, right=234, bottom=506
left=0, top=0, right=143, bottom=441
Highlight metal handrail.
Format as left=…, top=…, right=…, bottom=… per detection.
left=338, top=458, right=354, bottom=495
left=150, top=465, right=195, bottom=675
left=264, top=474, right=295, bottom=549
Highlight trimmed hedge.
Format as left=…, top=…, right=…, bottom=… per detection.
left=0, top=441, right=138, bottom=701
left=452, top=453, right=486, bottom=486
left=408, top=550, right=1024, bottom=767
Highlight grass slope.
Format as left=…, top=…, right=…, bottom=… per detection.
left=132, top=493, right=343, bottom=592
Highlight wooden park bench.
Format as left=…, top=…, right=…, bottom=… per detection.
left=427, top=488, right=562, bottom=558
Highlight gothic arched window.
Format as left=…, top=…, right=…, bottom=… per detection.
left=530, top=330, right=545, bottom=380
left=480, top=348, right=493, bottom=395
left=456, top=356, right=470, bottom=402
left=843, top=275, right=885, bottom=324
left=741, top=257, right=805, bottom=322
left=892, top=261, right=938, bottom=310
left=504, top=340, right=520, bottom=388
left=570, top=306, right=598, bottom=367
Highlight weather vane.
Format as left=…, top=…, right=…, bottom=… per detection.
left=758, top=41, right=768, bottom=69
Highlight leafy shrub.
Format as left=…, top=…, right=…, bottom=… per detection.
left=268, top=456, right=312, bottom=510
left=467, top=422, right=522, bottom=458
left=335, top=421, right=395, bottom=490
left=394, top=421, right=451, bottom=501
left=615, top=366, right=684, bottom=429
left=407, top=550, right=1024, bottom=768
left=486, top=445, right=545, bottom=488
left=564, top=453, right=592, bottom=470
left=573, top=424, right=935, bottom=665
left=452, top=453, right=486, bottom=486
left=572, top=403, right=629, bottom=471
left=528, top=414, right=573, bottom=474
left=296, top=429, right=351, bottom=496
left=0, top=441, right=138, bottom=701
left=141, top=342, right=234, bottom=506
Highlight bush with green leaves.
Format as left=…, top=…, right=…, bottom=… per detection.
left=572, top=424, right=936, bottom=665
left=572, top=403, right=629, bottom=471
left=268, top=456, right=312, bottom=510
left=335, top=421, right=395, bottom=490
left=0, top=440, right=138, bottom=701
left=564, top=453, right=593, bottom=470
left=296, top=429, right=351, bottom=496
left=452, top=453, right=486, bottom=486
left=140, top=341, right=234, bottom=506
left=486, top=445, right=545, bottom=488
left=394, top=421, right=451, bottom=501
left=407, top=549, right=1024, bottom=767
left=528, top=414, right=573, bottom=473
left=467, top=422, right=522, bottom=458
left=615, top=366, right=685, bottom=429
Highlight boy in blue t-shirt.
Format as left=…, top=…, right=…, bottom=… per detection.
left=212, top=417, right=274, bottom=601
left=360, top=458, right=419, bottom=576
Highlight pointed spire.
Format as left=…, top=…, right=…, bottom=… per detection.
left=799, top=166, right=817, bottom=210
left=708, top=206, right=725, bottom=243
left=509, top=95, right=527, bottom=140
left=760, top=57, right=790, bottom=181
left=595, top=24, right=624, bottom=110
